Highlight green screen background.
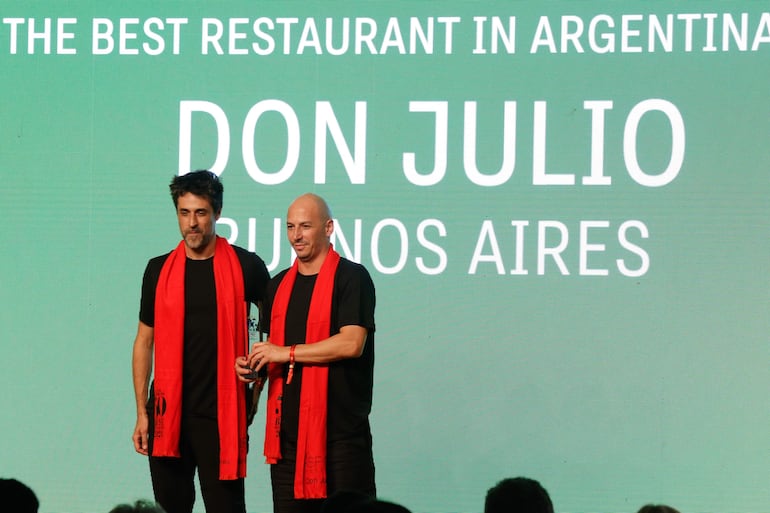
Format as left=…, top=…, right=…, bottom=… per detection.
left=2, top=2, right=768, bottom=512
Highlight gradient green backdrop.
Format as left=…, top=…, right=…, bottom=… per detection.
left=2, top=2, right=768, bottom=512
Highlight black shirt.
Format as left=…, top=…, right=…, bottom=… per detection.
left=263, top=257, right=376, bottom=442
left=139, top=245, right=270, bottom=418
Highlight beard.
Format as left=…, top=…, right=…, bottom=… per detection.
left=184, top=229, right=213, bottom=251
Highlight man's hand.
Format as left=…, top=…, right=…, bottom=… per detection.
left=247, top=342, right=290, bottom=373
left=235, top=355, right=258, bottom=382
left=132, top=413, right=150, bottom=455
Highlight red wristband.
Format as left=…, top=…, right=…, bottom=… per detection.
left=286, top=344, right=296, bottom=384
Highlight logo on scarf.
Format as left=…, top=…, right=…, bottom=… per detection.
left=154, top=391, right=167, bottom=438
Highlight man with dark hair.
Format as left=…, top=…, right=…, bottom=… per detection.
left=484, top=477, right=554, bottom=513
left=636, top=505, right=681, bottom=513
left=109, top=499, right=166, bottom=513
left=131, top=170, right=270, bottom=513
left=0, top=478, right=39, bottom=513
left=236, top=193, right=377, bottom=513
left=319, top=491, right=411, bottom=513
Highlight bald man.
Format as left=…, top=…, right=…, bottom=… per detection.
left=237, top=194, right=377, bottom=513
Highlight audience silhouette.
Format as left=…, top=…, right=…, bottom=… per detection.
left=321, top=490, right=412, bottom=513
left=0, top=474, right=685, bottom=513
left=636, top=505, right=681, bottom=513
left=0, top=478, right=39, bottom=513
left=484, top=476, right=554, bottom=513
left=108, top=499, right=166, bottom=513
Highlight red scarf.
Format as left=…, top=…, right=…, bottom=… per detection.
left=264, top=246, right=341, bottom=499
left=152, top=236, right=248, bottom=480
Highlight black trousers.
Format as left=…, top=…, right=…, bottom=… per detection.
left=148, top=416, right=246, bottom=513
left=270, top=431, right=376, bottom=513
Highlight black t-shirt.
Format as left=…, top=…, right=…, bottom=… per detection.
left=263, top=257, right=376, bottom=442
left=139, top=244, right=270, bottom=418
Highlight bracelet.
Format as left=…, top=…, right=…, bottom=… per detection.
left=286, top=344, right=296, bottom=384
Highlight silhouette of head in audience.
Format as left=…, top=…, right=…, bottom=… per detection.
left=636, top=505, right=680, bottom=513
left=108, top=499, right=166, bottom=513
left=0, top=478, right=39, bottom=513
left=322, top=490, right=411, bottom=513
left=484, top=477, right=554, bottom=513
